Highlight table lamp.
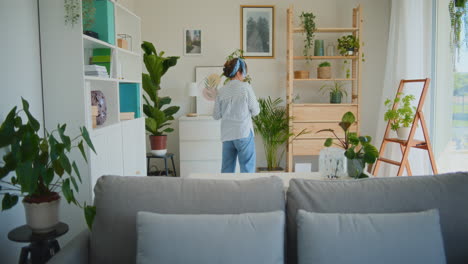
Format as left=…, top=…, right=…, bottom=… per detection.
left=186, top=82, right=198, bottom=117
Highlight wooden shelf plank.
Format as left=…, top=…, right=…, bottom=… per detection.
left=293, top=27, right=359, bottom=33
left=294, top=78, right=356, bottom=81
left=83, top=34, right=115, bottom=49
left=293, top=103, right=359, bottom=107
left=294, top=56, right=357, bottom=60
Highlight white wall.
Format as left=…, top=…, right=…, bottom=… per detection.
left=135, top=0, right=391, bottom=173
left=0, top=1, right=44, bottom=263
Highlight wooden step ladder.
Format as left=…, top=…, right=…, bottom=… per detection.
left=372, top=78, right=438, bottom=176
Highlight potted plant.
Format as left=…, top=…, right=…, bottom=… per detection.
left=252, top=97, right=306, bottom=172
left=317, top=61, right=331, bottom=79
left=0, top=98, right=96, bottom=232
left=384, top=93, right=416, bottom=139
left=319, top=81, right=347, bottom=103
left=141, top=41, right=180, bottom=156
left=300, top=12, right=316, bottom=62
left=337, top=35, right=359, bottom=56
left=317, top=112, right=379, bottom=178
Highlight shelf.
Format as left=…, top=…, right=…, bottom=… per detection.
left=293, top=103, right=358, bottom=107
left=83, top=34, right=115, bottom=49
left=85, top=76, right=119, bottom=82
left=117, top=47, right=141, bottom=57
left=293, top=27, right=359, bottom=33
left=293, top=56, right=357, bottom=60
left=118, top=79, right=142, bottom=83
left=294, top=78, right=356, bottom=81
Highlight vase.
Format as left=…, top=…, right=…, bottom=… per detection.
left=326, top=43, right=335, bottom=56
left=319, top=147, right=347, bottom=178
left=347, top=158, right=365, bottom=178
left=396, top=127, right=411, bottom=140
left=23, top=195, right=60, bottom=233
left=314, top=40, right=324, bottom=56
left=330, top=92, right=342, bottom=104
left=150, top=135, right=167, bottom=156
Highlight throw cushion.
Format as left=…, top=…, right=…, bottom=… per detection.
left=136, top=211, right=285, bottom=264
left=297, top=209, right=446, bottom=264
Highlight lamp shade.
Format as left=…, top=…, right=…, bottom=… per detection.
left=187, top=82, right=198, bottom=97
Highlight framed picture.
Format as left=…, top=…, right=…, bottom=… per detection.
left=195, top=67, right=226, bottom=115
left=184, top=29, right=202, bottom=56
left=240, top=5, right=275, bottom=58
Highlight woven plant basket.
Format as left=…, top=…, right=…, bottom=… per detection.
left=317, top=66, right=331, bottom=79
left=294, top=71, right=309, bottom=79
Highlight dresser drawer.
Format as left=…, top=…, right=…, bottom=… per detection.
left=180, top=141, right=222, bottom=161
left=179, top=120, right=220, bottom=140
left=293, top=104, right=358, bottom=122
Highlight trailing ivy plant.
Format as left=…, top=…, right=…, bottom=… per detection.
left=300, top=12, right=316, bottom=63
left=64, top=0, right=80, bottom=27
left=449, top=0, right=468, bottom=56
left=0, top=98, right=97, bottom=229
left=384, top=93, right=416, bottom=131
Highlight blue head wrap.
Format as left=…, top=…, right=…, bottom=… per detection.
left=229, top=58, right=247, bottom=78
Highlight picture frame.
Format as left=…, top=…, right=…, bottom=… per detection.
left=240, top=5, right=275, bottom=58
left=184, top=29, right=202, bottom=56
left=195, top=66, right=226, bottom=115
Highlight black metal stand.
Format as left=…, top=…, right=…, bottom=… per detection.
left=8, top=222, right=68, bottom=264
left=146, top=153, right=177, bottom=177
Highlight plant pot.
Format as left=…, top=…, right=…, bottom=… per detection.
left=294, top=71, right=309, bottom=79
left=150, top=135, right=167, bottom=156
left=396, top=127, right=411, bottom=140
left=317, top=66, right=331, bottom=79
left=256, top=167, right=285, bottom=173
left=319, top=147, right=347, bottom=178
left=23, top=194, right=60, bottom=233
left=346, top=50, right=354, bottom=56
left=330, top=92, right=342, bottom=104
left=347, top=158, right=365, bottom=179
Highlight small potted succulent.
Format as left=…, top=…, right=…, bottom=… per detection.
left=317, top=112, right=379, bottom=178
left=337, top=35, right=360, bottom=56
left=384, top=93, right=416, bottom=139
left=317, top=61, right=331, bottom=79
left=0, top=98, right=96, bottom=232
left=319, top=81, right=347, bottom=104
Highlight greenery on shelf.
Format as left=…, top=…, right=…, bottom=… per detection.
left=252, top=97, right=306, bottom=171
left=224, top=49, right=252, bottom=84
left=317, top=112, right=379, bottom=178
left=337, top=35, right=360, bottom=55
left=384, top=93, right=417, bottom=131
left=64, top=0, right=80, bottom=27
left=449, top=0, right=468, bottom=53
left=141, top=41, right=180, bottom=136
left=0, top=98, right=96, bottom=228
left=82, top=0, right=96, bottom=31
left=318, top=61, right=331, bottom=67
left=319, top=81, right=347, bottom=97
left=300, top=12, right=316, bottom=62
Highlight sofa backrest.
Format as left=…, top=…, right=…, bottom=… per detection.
left=90, top=176, right=285, bottom=264
left=286, top=172, right=468, bottom=264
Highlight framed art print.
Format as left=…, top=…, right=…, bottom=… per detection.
left=195, top=67, right=226, bottom=115
left=240, top=5, right=275, bottom=58
left=184, top=29, right=202, bottom=56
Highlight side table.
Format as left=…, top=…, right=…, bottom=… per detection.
left=146, top=153, right=177, bottom=177
left=8, top=222, right=68, bottom=264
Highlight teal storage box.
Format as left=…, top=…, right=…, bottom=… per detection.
left=119, top=83, right=141, bottom=118
left=90, top=0, right=115, bottom=45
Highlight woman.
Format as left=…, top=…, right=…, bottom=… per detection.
left=213, top=58, right=260, bottom=173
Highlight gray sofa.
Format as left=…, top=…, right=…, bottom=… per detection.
left=48, top=172, right=468, bottom=264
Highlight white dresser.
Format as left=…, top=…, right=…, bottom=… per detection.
left=179, top=116, right=239, bottom=176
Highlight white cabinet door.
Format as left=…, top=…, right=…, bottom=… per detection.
left=90, top=124, right=124, bottom=190
left=121, top=118, right=146, bottom=176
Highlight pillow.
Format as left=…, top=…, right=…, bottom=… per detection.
left=136, top=211, right=285, bottom=264
left=297, top=209, right=446, bottom=264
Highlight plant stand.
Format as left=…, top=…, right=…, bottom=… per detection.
left=372, top=78, right=438, bottom=176
left=146, top=153, right=177, bottom=177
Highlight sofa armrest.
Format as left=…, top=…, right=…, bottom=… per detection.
left=47, top=229, right=90, bottom=264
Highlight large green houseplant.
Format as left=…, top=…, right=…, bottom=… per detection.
left=0, top=98, right=96, bottom=232
left=253, top=97, right=306, bottom=171
left=142, top=41, right=180, bottom=156
left=317, top=112, right=379, bottom=178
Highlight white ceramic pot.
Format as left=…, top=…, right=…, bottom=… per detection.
left=396, top=127, right=411, bottom=140
left=151, top=149, right=167, bottom=156
left=346, top=50, right=354, bottom=56
left=23, top=197, right=60, bottom=233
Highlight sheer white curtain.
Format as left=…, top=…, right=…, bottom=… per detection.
left=374, top=0, right=432, bottom=176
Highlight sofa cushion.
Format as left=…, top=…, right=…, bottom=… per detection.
left=90, top=176, right=285, bottom=264
left=136, top=211, right=285, bottom=264
left=286, top=172, right=468, bottom=264
left=297, top=209, right=446, bottom=264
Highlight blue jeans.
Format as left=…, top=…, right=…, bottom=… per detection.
left=221, top=131, right=256, bottom=173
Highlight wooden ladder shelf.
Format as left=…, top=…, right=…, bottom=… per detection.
left=372, top=78, right=438, bottom=176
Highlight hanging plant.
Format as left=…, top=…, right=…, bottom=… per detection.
left=449, top=0, right=468, bottom=54
left=300, top=12, right=316, bottom=63
left=64, top=0, right=80, bottom=27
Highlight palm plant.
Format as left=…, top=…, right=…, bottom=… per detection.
left=253, top=97, right=305, bottom=171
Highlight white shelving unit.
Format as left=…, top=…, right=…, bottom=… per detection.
left=39, top=0, right=146, bottom=194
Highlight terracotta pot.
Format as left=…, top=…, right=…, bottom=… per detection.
left=150, top=135, right=167, bottom=156
left=23, top=194, right=60, bottom=233
left=294, top=71, right=309, bottom=79
left=317, top=66, right=331, bottom=79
